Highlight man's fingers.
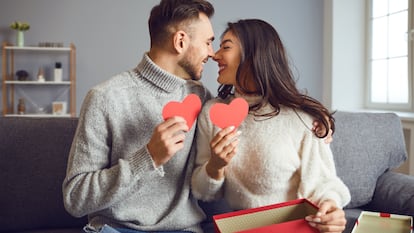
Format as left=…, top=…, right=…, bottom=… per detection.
left=160, top=116, right=188, bottom=131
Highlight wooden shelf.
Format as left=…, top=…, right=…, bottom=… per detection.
left=2, top=42, right=76, bottom=117
left=4, top=81, right=71, bottom=85
left=4, top=113, right=72, bottom=118
left=4, top=46, right=71, bottom=52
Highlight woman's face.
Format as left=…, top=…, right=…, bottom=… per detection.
left=213, top=31, right=241, bottom=85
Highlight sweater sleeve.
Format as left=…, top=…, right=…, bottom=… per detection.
left=297, top=119, right=351, bottom=208
left=62, top=88, right=160, bottom=217
left=191, top=100, right=225, bottom=201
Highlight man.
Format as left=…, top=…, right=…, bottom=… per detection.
left=62, top=0, right=215, bottom=232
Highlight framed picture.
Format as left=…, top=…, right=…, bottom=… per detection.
left=52, top=101, right=67, bottom=115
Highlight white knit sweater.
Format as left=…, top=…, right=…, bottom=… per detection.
left=192, top=94, right=351, bottom=210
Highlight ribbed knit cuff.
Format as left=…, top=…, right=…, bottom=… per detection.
left=203, top=163, right=225, bottom=186
left=129, top=146, right=165, bottom=177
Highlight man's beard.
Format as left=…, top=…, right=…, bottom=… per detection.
left=178, top=47, right=202, bottom=81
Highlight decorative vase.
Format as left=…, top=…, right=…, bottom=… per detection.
left=16, top=30, right=24, bottom=47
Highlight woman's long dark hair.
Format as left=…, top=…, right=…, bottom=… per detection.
left=217, top=19, right=334, bottom=138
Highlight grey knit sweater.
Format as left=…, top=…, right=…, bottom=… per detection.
left=62, top=54, right=212, bottom=232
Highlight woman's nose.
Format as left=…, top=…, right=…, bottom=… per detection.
left=212, top=52, right=220, bottom=61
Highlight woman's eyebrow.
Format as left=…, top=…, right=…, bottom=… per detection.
left=220, top=39, right=234, bottom=47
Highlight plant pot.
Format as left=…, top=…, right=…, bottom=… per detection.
left=16, top=31, right=24, bottom=47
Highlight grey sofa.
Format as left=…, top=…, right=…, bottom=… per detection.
left=1, top=111, right=413, bottom=233
left=0, top=117, right=87, bottom=233
left=332, top=111, right=414, bottom=232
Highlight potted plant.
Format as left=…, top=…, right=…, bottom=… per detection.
left=10, top=21, right=30, bottom=47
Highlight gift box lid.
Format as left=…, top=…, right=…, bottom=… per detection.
left=351, top=211, right=413, bottom=233
left=213, top=198, right=319, bottom=233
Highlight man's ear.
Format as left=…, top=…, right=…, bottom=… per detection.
left=173, top=30, right=187, bottom=54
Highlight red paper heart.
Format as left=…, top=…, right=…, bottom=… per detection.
left=210, top=98, right=249, bottom=129
left=162, top=94, right=202, bottom=129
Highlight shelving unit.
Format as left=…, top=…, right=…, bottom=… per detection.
left=1, top=42, right=76, bottom=117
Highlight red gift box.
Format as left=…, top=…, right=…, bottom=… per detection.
left=351, top=211, right=413, bottom=233
left=213, top=199, right=319, bottom=233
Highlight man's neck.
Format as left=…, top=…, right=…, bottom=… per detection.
left=147, top=49, right=190, bottom=80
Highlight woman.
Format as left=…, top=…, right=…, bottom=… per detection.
left=191, top=19, right=350, bottom=233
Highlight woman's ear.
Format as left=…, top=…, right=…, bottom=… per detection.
left=173, top=30, right=187, bottom=54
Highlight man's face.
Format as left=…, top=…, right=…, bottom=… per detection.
left=178, top=13, right=215, bottom=80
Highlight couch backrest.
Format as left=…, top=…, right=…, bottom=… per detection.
left=331, top=111, right=407, bottom=208
left=0, top=117, right=87, bottom=232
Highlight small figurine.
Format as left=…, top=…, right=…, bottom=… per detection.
left=17, top=98, right=25, bottom=114
left=37, top=67, right=45, bottom=82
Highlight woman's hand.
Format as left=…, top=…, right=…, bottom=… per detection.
left=305, top=200, right=347, bottom=233
left=206, top=126, right=241, bottom=180
left=313, top=120, right=333, bottom=144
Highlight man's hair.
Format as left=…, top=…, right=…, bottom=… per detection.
left=148, top=0, right=214, bottom=47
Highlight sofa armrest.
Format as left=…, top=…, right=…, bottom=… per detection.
left=367, top=171, right=414, bottom=216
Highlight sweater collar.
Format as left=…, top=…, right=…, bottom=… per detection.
left=234, top=92, right=277, bottom=115
left=234, top=91, right=263, bottom=106
left=134, top=53, right=187, bottom=93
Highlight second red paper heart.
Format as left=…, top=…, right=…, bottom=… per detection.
left=209, top=98, right=249, bottom=129
left=162, top=94, right=202, bottom=129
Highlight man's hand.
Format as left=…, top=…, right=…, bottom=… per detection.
left=305, top=200, right=346, bottom=233
left=147, top=116, right=189, bottom=167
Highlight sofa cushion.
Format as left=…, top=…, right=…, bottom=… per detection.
left=0, top=117, right=87, bottom=232
left=331, top=111, right=407, bottom=208
left=367, top=171, right=414, bottom=216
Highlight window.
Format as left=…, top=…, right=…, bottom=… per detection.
left=367, top=0, right=413, bottom=111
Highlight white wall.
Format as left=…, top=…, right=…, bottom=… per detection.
left=323, top=0, right=366, bottom=111
left=0, top=0, right=324, bottom=115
